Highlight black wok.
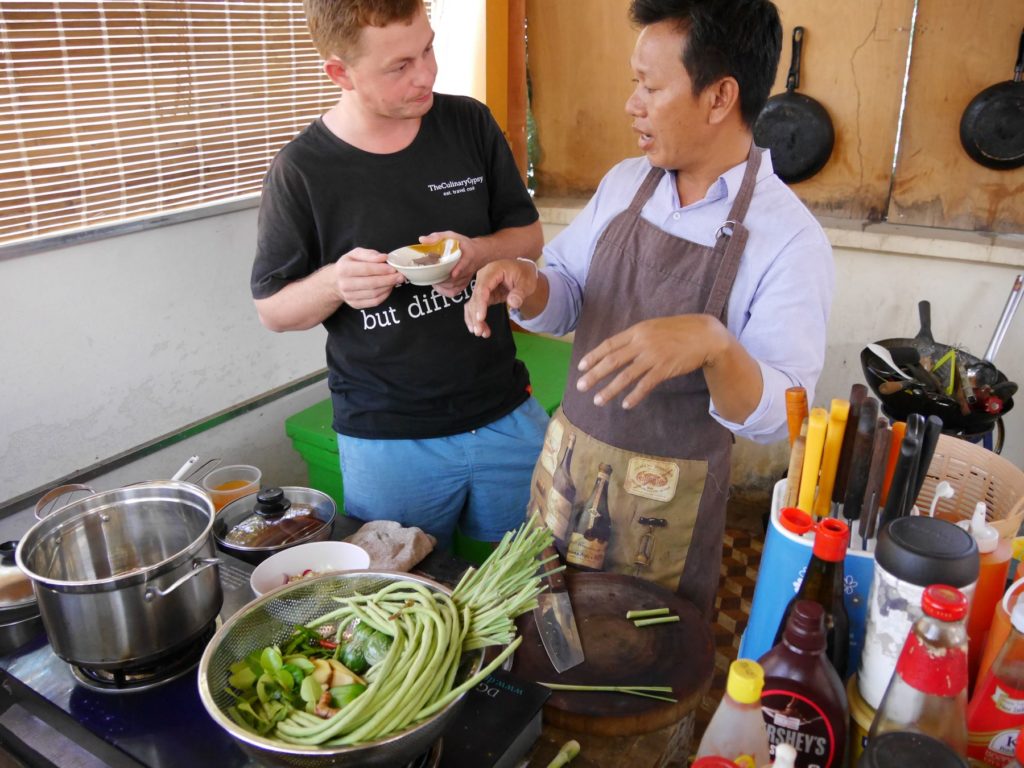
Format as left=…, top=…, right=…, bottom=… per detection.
left=860, top=300, right=1015, bottom=436
left=959, top=28, right=1024, bottom=170
left=753, top=26, right=835, bottom=184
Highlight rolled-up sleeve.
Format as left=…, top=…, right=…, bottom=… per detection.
left=710, top=222, right=834, bottom=443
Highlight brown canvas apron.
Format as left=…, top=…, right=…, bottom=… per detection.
left=530, top=147, right=762, bottom=619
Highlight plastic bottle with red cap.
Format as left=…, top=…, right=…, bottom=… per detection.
left=773, top=518, right=850, bottom=678
left=1004, top=723, right=1024, bottom=767
left=867, top=583, right=969, bottom=754
left=967, top=600, right=1024, bottom=764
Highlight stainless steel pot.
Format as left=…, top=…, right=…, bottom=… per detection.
left=16, top=481, right=222, bottom=670
left=0, top=540, right=43, bottom=654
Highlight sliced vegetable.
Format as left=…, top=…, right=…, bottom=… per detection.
left=547, top=739, right=581, bottom=768
left=329, top=683, right=367, bottom=708
left=625, top=607, right=669, bottom=619
left=633, top=615, right=680, bottom=628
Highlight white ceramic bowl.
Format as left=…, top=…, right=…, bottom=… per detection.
left=249, top=540, right=370, bottom=596
left=386, top=239, right=461, bottom=286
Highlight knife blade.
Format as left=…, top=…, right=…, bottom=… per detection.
left=533, top=544, right=584, bottom=673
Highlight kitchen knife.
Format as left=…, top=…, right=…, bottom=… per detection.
left=785, top=419, right=808, bottom=508
left=797, top=408, right=828, bottom=514
left=533, top=545, right=584, bottom=673
left=859, top=417, right=892, bottom=545
left=841, top=397, right=879, bottom=524
left=880, top=414, right=924, bottom=526
left=785, top=387, right=809, bottom=447
left=832, top=384, right=868, bottom=507
left=880, top=420, right=907, bottom=507
left=812, top=399, right=850, bottom=518
left=910, top=415, right=944, bottom=504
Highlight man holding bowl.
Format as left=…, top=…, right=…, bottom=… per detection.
left=251, top=0, right=547, bottom=549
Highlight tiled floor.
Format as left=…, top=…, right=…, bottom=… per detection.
left=693, top=508, right=766, bottom=744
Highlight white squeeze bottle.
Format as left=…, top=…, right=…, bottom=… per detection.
left=696, top=659, right=771, bottom=767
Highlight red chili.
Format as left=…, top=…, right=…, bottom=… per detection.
left=318, top=639, right=338, bottom=649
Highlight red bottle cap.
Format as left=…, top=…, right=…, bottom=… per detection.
left=779, top=506, right=814, bottom=535
left=921, top=584, right=969, bottom=622
left=692, top=758, right=738, bottom=768
left=811, top=518, right=849, bottom=562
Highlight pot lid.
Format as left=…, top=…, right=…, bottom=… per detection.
left=0, top=541, right=37, bottom=611
left=214, top=486, right=335, bottom=554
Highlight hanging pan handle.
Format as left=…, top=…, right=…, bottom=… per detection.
left=786, top=27, right=805, bottom=91
left=1013, top=27, right=1023, bottom=82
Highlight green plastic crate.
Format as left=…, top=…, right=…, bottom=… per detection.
left=285, top=331, right=572, bottom=563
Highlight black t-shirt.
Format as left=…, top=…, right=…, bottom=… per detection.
left=252, top=94, right=536, bottom=439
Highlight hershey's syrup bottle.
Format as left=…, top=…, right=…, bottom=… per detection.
left=759, top=600, right=847, bottom=767
left=544, top=432, right=577, bottom=546
left=566, top=463, right=613, bottom=571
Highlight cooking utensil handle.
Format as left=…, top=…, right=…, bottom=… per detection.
left=1015, top=28, right=1023, bottom=82
left=786, top=27, right=804, bottom=91
left=144, top=558, right=220, bottom=601
left=539, top=545, right=567, bottom=594
left=917, top=300, right=933, bottom=342
left=33, top=484, right=95, bottom=521
left=984, top=273, right=1022, bottom=362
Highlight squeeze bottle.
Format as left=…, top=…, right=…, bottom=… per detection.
left=696, top=659, right=771, bottom=767
left=964, top=502, right=1011, bottom=692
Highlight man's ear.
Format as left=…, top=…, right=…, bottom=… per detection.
left=706, top=76, right=741, bottom=126
left=324, top=56, right=355, bottom=90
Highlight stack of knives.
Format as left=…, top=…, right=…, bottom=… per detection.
left=784, top=385, right=944, bottom=549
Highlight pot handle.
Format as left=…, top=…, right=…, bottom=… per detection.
left=144, top=558, right=221, bottom=601
left=33, top=484, right=95, bottom=521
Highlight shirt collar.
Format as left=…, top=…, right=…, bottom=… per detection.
left=661, top=147, right=774, bottom=210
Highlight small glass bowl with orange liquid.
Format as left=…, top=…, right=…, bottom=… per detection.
left=201, top=465, right=261, bottom=512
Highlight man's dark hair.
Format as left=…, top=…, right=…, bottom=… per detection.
left=629, top=0, right=782, bottom=127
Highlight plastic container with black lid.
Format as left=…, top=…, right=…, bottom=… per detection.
left=858, top=516, right=980, bottom=710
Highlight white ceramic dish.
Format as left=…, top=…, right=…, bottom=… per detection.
left=386, top=239, right=461, bottom=286
left=249, top=540, right=371, bottom=596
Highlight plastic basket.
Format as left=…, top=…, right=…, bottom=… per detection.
left=915, top=433, right=1024, bottom=539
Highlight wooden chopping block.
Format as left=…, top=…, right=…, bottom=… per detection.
left=515, top=572, right=714, bottom=737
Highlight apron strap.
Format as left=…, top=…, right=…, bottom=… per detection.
left=703, top=144, right=762, bottom=321
left=627, top=166, right=666, bottom=214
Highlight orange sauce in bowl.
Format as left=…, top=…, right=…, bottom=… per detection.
left=215, top=479, right=254, bottom=492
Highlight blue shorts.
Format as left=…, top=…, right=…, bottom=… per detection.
left=336, top=398, right=548, bottom=547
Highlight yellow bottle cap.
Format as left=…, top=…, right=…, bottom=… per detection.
left=1012, top=536, right=1024, bottom=561
left=726, top=659, right=765, bottom=704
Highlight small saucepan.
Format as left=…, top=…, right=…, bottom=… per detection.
left=959, top=28, right=1024, bottom=170
left=860, top=300, right=1015, bottom=436
left=753, top=26, right=835, bottom=184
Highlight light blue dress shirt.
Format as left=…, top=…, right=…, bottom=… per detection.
left=514, top=152, right=834, bottom=444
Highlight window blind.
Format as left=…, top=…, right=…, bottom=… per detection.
left=0, top=1, right=388, bottom=248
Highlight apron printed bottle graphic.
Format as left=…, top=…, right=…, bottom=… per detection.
left=566, top=463, right=613, bottom=571
left=545, top=432, right=577, bottom=545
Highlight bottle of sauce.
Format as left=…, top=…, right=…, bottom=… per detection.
left=766, top=744, right=797, bottom=768
left=773, top=518, right=850, bottom=679
left=1003, top=724, right=1024, bottom=768
left=964, top=502, right=1011, bottom=693
left=566, top=463, right=612, bottom=571
left=696, top=659, right=771, bottom=767
left=868, top=584, right=969, bottom=754
left=759, top=600, right=847, bottom=767
left=967, top=601, right=1024, bottom=765
left=545, top=432, right=576, bottom=546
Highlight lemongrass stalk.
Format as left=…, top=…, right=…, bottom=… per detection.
left=625, top=607, right=669, bottom=619
left=633, top=615, right=680, bottom=628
